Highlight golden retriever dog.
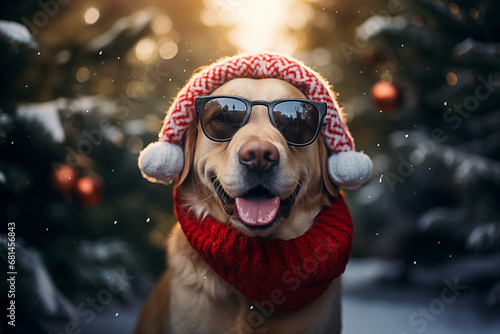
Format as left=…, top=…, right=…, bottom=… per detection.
left=135, top=53, right=372, bottom=334
left=136, top=78, right=342, bottom=334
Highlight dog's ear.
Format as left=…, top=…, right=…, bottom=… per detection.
left=176, top=122, right=198, bottom=186
left=319, top=136, right=339, bottom=197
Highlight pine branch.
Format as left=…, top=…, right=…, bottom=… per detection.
left=0, top=236, right=77, bottom=321
left=356, top=16, right=456, bottom=65
left=438, top=145, right=500, bottom=184
left=487, top=281, right=500, bottom=307
left=466, top=221, right=500, bottom=251
left=453, top=38, right=500, bottom=69
left=467, top=109, right=500, bottom=133
left=389, top=130, right=500, bottom=184
left=411, top=0, right=496, bottom=41
left=86, top=8, right=156, bottom=53
left=0, top=19, right=37, bottom=52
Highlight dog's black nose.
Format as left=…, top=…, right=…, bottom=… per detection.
left=239, top=140, right=279, bottom=172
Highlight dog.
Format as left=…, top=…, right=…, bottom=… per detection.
left=135, top=54, right=372, bottom=334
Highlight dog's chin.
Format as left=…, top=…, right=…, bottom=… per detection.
left=211, top=177, right=300, bottom=238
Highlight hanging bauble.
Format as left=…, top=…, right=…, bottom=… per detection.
left=50, top=164, right=79, bottom=196
left=371, top=81, right=401, bottom=113
left=75, top=174, right=104, bottom=207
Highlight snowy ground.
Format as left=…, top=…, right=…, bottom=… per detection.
left=341, top=258, right=500, bottom=334
left=45, top=258, right=500, bottom=334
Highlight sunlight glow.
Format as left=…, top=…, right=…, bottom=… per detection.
left=202, top=0, right=314, bottom=54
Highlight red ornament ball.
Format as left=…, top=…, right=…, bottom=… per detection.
left=75, top=175, right=104, bottom=207
left=51, top=164, right=79, bottom=196
left=371, top=81, right=401, bottom=113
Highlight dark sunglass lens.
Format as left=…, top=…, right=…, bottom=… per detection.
left=272, top=101, right=319, bottom=145
left=202, top=98, right=247, bottom=140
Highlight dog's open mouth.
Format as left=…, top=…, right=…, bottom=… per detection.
left=212, top=176, right=300, bottom=230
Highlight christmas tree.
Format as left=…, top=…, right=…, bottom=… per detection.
left=339, top=0, right=500, bottom=307
left=0, top=1, right=227, bottom=332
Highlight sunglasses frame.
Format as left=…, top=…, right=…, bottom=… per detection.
left=195, top=95, right=327, bottom=147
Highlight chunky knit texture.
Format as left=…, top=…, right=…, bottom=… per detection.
left=174, top=190, right=353, bottom=313
left=138, top=53, right=373, bottom=188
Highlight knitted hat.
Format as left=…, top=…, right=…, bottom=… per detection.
left=139, top=53, right=372, bottom=189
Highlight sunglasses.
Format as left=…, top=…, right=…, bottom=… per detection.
left=194, top=95, right=327, bottom=146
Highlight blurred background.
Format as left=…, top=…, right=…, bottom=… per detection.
left=1, top=0, right=499, bottom=333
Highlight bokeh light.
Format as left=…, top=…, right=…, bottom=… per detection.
left=76, top=67, right=91, bottom=83
left=446, top=72, right=458, bottom=86
left=126, top=136, right=144, bottom=154
left=135, top=37, right=157, bottom=62
left=152, top=15, right=173, bottom=35
left=311, top=47, right=331, bottom=66
left=83, top=7, right=100, bottom=25
left=448, top=2, right=460, bottom=15
left=470, top=8, right=479, bottom=20
left=126, top=81, right=146, bottom=99
left=411, top=14, right=424, bottom=27
left=158, top=38, right=178, bottom=60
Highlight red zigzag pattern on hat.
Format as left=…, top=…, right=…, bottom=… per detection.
left=159, top=53, right=354, bottom=153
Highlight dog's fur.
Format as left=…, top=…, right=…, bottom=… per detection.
left=135, top=78, right=342, bottom=334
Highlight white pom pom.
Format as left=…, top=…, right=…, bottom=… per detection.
left=138, top=141, right=184, bottom=185
left=328, top=151, right=373, bottom=189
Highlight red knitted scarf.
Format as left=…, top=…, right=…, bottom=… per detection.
left=174, top=191, right=353, bottom=313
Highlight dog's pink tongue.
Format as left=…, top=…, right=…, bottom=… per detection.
left=235, top=196, right=280, bottom=226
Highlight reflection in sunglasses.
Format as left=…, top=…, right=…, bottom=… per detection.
left=196, top=96, right=325, bottom=146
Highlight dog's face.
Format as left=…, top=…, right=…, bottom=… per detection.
left=178, top=78, right=336, bottom=239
